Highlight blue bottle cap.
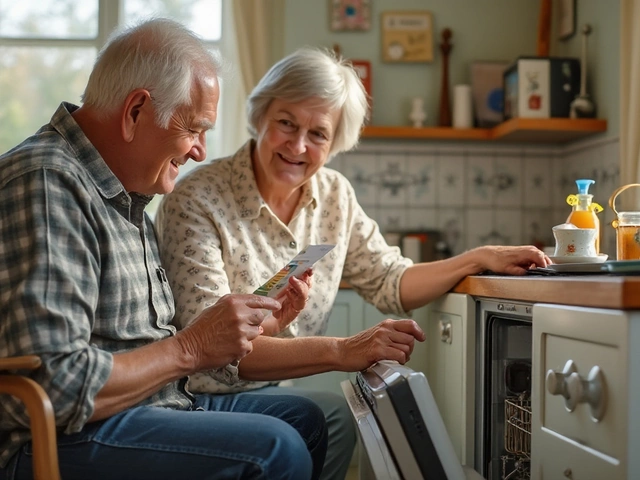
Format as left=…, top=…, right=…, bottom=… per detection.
left=575, top=179, right=595, bottom=195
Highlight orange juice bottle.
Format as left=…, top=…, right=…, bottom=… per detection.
left=566, top=179, right=603, bottom=253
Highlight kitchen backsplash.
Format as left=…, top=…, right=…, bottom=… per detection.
left=328, top=136, right=620, bottom=257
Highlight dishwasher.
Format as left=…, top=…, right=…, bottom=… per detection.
left=341, top=360, right=484, bottom=479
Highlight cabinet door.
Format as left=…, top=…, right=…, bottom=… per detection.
left=531, top=304, right=629, bottom=479
left=292, top=289, right=364, bottom=396
left=424, top=293, right=476, bottom=467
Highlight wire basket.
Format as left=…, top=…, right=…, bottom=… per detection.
left=504, top=394, right=532, bottom=456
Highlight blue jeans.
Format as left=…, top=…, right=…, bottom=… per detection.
left=242, top=386, right=356, bottom=480
left=0, top=392, right=328, bottom=480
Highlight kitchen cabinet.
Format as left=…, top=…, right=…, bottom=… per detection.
left=427, top=276, right=640, bottom=479
left=423, top=293, right=476, bottom=467
left=361, top=118, right=607, bottom=144
left=292, top=289, right=428, bottom=397
left=531, top=303, right=640, bottom=479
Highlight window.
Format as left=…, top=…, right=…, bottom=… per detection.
left=0, top=0, right=225, bottom=166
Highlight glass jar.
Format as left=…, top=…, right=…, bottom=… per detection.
left=615, top=211, right=640, bottom=260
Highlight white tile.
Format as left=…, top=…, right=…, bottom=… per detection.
left=494, top=208, right=524, bottom=245
left=466, top=154, right=494, bottom=207
left=376, top=207, right=407, bottom=232
left=436, top=153, right=465, bottom=207
left=523, top=156, right=553, bottom=208
left=465, top=208, right=495, bottom=248
left=377, top=154, right=408, bottom=207
left=406, top=208, right=437, bottom=230
left=406, top=153, right=436, bottom=207
left=522, top=207, right=554, bottom=248
left=437, top=208, right=466, bottom=255
left=342, top=152, right=379, bottom=207
left=494, top=155, right=523, bottom=207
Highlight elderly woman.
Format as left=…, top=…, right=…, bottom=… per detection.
left=156, top=47, right=551, bottom=479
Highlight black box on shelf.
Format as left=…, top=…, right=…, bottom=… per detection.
left=503, top=56, right=580, bottom=120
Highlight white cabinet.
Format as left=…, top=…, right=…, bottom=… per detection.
left=531, top=304, right=640, bottom=479
left=293, top=289, right=428, bottom=396
left=423, top=293, right=476, bottom=467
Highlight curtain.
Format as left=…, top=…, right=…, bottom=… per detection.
left=619, top=0, right=640, bottom=208
left=219, top=0, right=285, bottom=156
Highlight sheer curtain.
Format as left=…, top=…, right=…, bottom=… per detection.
left=224, top=0, right=285, bottom=153
left=620, top=0, right=640, bottom=208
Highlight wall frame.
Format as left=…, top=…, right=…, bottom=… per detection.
left=557, top=0, right=576, bottom=40
left=381, top=11, right=433, bottom=63
left=330, top=0, right=371, bottom=31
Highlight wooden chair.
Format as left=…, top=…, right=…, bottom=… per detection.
left=0, top=355, right=61, bottom=480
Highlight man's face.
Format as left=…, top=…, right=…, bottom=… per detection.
left=129, top=76, right=219, bottom=195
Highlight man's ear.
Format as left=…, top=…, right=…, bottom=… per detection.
left=121, top=89, right=152, bottom=142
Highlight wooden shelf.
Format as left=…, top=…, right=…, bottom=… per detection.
left=361, top=118, right=607, bottom=144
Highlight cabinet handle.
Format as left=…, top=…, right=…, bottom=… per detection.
left=565, top=366, right=607, bottom=422
left=545, top=360, right=578, bottom=411
left=439, top=319, right=452, bottom=344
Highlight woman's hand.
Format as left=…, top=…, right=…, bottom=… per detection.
left=338, top=319, right=426, bottom=371
left=475, top=245, right=551, bottom=275
left=260, top=269, right=312, bottom=336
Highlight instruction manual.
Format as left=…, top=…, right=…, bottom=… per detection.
left=254, top=244, right=335, bottom=298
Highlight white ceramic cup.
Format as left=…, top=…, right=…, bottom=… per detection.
left=552, top=224, right=597, bottom=257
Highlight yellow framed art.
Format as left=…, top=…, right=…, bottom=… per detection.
left=381, top=11, right=433, bottom=63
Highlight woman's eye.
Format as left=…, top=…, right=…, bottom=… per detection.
left=277, top=119, right=296, bottom=131
left=311, top=131, right=328, bottom=141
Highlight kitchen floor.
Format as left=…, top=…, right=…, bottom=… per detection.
left=345, top=466, right=358, bottom=480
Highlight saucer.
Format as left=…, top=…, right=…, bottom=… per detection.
left=548, top=253, right=608, bottom=265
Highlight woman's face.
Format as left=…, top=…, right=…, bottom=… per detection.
left=253, top=97, right=341, bottom=193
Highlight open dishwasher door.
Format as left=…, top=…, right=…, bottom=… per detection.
left=341, top=360, right=483, bottom=480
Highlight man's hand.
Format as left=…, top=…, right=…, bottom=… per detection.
left=261, top=270, right=312, bottom=336
left=338, top=319, right=426, bottom=372
left=174, top=294, right=282, bottom=372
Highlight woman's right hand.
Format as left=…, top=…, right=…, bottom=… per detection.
left=174, top=294, right=282, bottom=372
left=339, top=319, right=426, bottom=371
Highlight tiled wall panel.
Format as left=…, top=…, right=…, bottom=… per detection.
left=331, top=136, right=620, bottom=257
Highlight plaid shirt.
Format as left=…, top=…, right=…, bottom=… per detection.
left=0, top=103, right=191, bottom=468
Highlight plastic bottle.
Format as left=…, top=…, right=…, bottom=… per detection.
left=566, top=179, right=603, bottom=253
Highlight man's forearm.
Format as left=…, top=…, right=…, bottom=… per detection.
left=89, top=336, right=192, bottom=421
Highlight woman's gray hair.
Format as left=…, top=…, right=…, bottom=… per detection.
left=82, top=18, right=223, bottom=128
left=246, top=47, right=369, bottom=158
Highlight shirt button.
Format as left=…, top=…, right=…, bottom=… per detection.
left=289, top=241, right=297, bottom=248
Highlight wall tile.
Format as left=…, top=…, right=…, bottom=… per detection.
left=523, top=155, right=553, bottom=208
left=406, top=153, right=436, bottom=207
left=494, top=154, right=523, bottom=208
left=436, top=153, right=465, bottom=207
left=377, top=153, right=408, bottom=207
left=342, top=137, right=621, bottom=254
left=466, top=154, right=494, bottom=207
left=342, top=152, right=379, bottom=207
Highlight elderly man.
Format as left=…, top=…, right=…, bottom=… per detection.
left=0, top=18, right=326, bottom=480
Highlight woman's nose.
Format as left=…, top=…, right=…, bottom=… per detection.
left=287, top=134, right=307, bottom=155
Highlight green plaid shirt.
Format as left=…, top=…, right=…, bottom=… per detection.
left=0, top=103, right=191, bottom=468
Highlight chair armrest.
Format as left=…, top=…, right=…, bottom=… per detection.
left=0, top=355, right=42, bottom=371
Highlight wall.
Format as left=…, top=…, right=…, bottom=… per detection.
left=283, top=0, right=619, bottom=137
left=281, top=0, right=621, bottom=256
left=329, top=136, right=619, bottom=256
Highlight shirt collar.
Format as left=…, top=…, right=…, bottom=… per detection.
left=231, top=140, right=318, bottom=220
left=50, top=102, right=153, bottom=223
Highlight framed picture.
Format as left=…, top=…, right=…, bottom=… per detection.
left=557, top=0, right=576, bottom=40
left=470, top=61, right=509, bottom=127
left=330, top=0, right=371, bottom=31
left=381, top=11, right=433, bottom=63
